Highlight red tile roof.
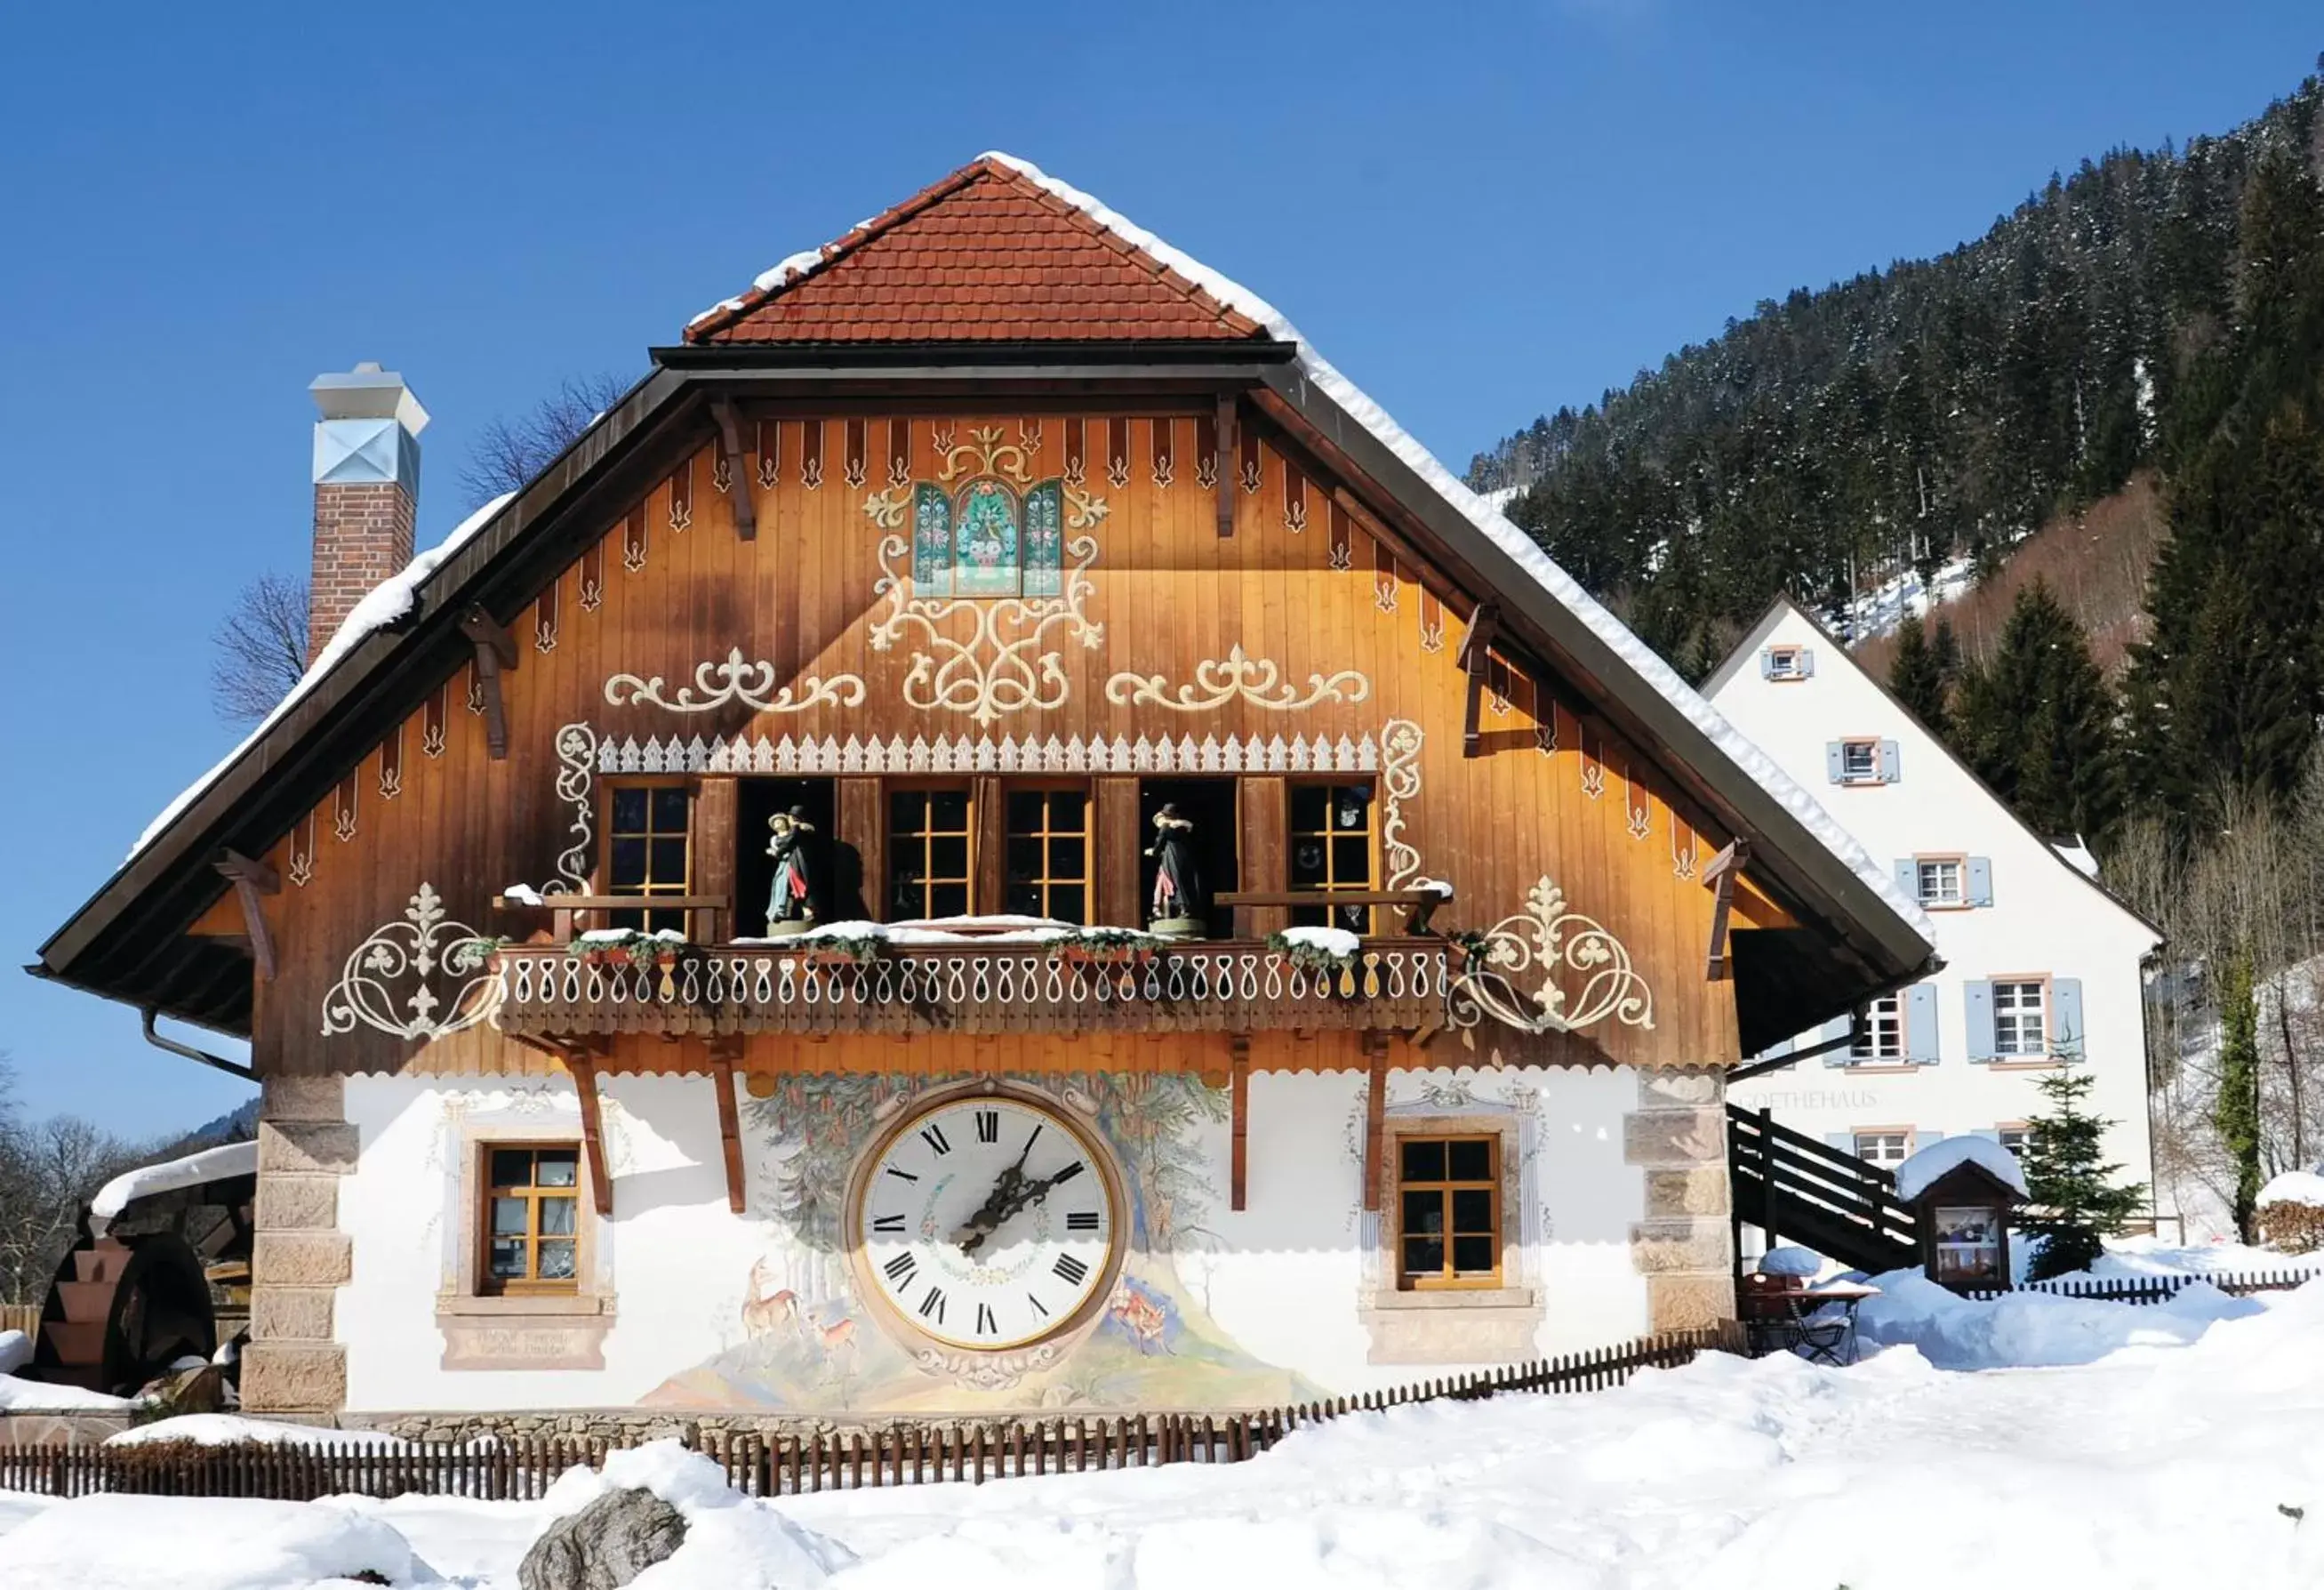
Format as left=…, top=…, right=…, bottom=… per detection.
left=685, top=157, right=1267, bottom=345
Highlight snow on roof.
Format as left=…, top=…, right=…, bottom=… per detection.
left=1895, top=1135, right=2029, bottom=1203
left=87, top=1140, right=257, bottom=1237
left=127, top=494, right=515, bottom=860
left=2258, top=1169, right=2324, bottom=1209
left=2052, top=839, right=2101, bottom=879
left=966, top=154, right=1933, bottom=948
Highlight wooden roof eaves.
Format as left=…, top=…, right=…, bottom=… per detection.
left=35, top=365, right=700, bottom=1010
left=1249, top=364, right=1939, bottom=990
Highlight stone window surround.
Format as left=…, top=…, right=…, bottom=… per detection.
left=435, top=1116, right=615, bottom=1371
left=1358, top=1110, right=1543, bottom=1363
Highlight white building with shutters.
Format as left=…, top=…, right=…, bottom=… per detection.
left=1704, top=599, right=2166, bottom=1227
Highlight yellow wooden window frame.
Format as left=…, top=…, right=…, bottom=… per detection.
left=602, top=778, right=693, bottom=933
left=1394, top=1134, right=1501, bottom=1290
left=480, top=1143, right=582, bottom=1296
left=888, top=783, right=974, bottom=920
left=1288, top=781, right=1378, bottom=935
left=1003, top=783, right=1090, bottom=924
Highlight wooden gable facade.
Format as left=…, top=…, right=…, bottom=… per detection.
left=35, top=157, right=1936, bottom=1418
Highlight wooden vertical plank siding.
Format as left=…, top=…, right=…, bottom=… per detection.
left=233, top=406, right=1767, bottom=1079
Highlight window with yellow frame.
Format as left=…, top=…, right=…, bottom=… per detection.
left=1288, top=782, right=1376, bottom=934
left=889, top=785, right=973, bottom=919
left=1395, top=1135, right=1500, bottom=1289
left=481, top=1144, right=581, bottom=1295
left=1004, top=785, right=1089, bottom=924
left=605, top=782, right=691, bottom=934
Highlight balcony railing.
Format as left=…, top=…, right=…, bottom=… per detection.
left=491, top=937, right=1450, bottom=1040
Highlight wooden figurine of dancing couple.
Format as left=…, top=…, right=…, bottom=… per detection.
left=1146, top=803, right=1203, bottom=938
left=764, top=806, right=817, bottom=937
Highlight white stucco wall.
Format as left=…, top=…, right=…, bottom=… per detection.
left=1705, top=606, right=2163, bottom=1221
left=336, top=1063, right=1647, bottom=1413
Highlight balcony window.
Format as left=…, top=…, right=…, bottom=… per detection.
left=890, top=787, right=973, bottom=919
left=1005, top=787, right=1089, bottom=925
left=605, top=783, right=691, bottom=934
left=1290, top=783, right=1376, bottom=934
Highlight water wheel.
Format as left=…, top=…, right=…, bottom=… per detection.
left=32, top=1232, right=218, bottom=1396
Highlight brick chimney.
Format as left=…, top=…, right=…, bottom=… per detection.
left=308, top=363, right=429, bottom=662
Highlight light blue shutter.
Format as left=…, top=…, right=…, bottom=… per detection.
left=1816, top=1015, right=1855, bottom=1068
left=1825, top=743, right=1845, bottom=783
left=1906, top=984, right=1940, bottom=1064
left=1969, top=1128, right=2002, bottom=1144
left=1759, top=650, right=1776, bottom=679
left=1918, top=1130, right=1948, bottom=1146
left=1894, top=859, right=1919, bottom=899
left=1967, top=856, right=1994, bottom=907
left=1879, top=741, right=1902, bottom=783
left=1825, top=1131, right=1856, bottom=1155
left=1799, top=649, right=1815, bottom=678
left=1966, top=981, right=1997, bottom=1062
left=2052, top=977, right=2084, bottom=1058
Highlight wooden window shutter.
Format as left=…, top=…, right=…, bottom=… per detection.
left=1825, top=743, right=1846, bottom=783
left=1967, top=856, right=1994, bottom=907
left=1965, top=981, right=1998, bottom=1062
left=1799, top=648, right=1815, bottom=677
left=1824, top=1131, right=1855, bottom=1153
left=2053, top=977, right=2084, bottom=1057
left=1906, top=984, right=1941, bottom=1064
left=1894, top=859, right=1917, bottom=897
left=1879, top=741, right=1902, bottom=783
left=1759, top=650, right=1776, bottom=679
left=1818, top=1014, right=1854, bottom=1068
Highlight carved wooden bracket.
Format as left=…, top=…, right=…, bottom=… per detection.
left=1455, top=603, right=1501, bottom=759
left=458, top=606, right=520, bottom=760
left=1360, top=1030, right=1390, bottom=1213
left=1702, top=839, right=1751, bottom=982
left=213, top=847, right=280, bottom=983
left=1214, top=395, right=1238, bottom=538
left=709, top=1038, right=747, bottom=1214
left=1230, top=1034, right=1252, bottom=1212
left=566, top=1047, right=613, bottom=1217
left=710, top=400, right=757, bottom=541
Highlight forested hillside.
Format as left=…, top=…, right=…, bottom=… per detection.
left=1475, top=71, right=2324, bottom=833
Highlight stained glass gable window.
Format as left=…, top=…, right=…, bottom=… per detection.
left=953, top=478, right=1021, bottom=597
left=911, top=483, right=954, bottom=598
left=1023, top=480, right=1064, bottom=598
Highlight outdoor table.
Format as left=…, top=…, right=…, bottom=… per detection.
left=1791, top=1281, right=1879, bottom=1365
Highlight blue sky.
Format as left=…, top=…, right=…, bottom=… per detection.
left=1, top=2, right=2315, bottom=1137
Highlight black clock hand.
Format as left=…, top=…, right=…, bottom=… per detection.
left=958, top=1162, right=1076, bottom=1257
left=951, top=1139, right=1037, bottom=1254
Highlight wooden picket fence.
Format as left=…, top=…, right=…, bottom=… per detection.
left=0, top=1326, right=1735, bottom=1502
left=1962, top=1266, right=2318, bottom=1305
left=0, top=1305, right=39, bottom=1337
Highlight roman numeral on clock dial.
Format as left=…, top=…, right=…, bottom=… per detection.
left=1067, top=1210, right=1100, bottom=1232
left=975, top=1109, right=999, bottom=1144
left=919, top=1123, right=951, bottom=1155
left=883, top=1252, right=916, bottom=1285
left=919, top=1287, right=946, bottom=1323
left=975, top=1303, right=997, bottom=1337
left=872, top=1214, right=906, bottom=1233
left=1054, top=1253, right=1089, bottom=1286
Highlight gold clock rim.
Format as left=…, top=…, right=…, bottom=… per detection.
left=843, top=1080, right=1126, bottom=1357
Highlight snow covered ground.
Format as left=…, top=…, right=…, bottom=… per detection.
left=12, top=1279, right=2324, bottom=1586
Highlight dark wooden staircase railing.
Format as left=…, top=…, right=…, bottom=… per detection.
left=1727, top=1104, right=1918, bottom=1275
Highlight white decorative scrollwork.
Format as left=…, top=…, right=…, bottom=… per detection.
left=550, top=723, right=597, bottom=894
left=603, top=649, right=867, bottom=716
left=1103, top=646, right=1369, bottom=715
left=1450, top=876, right=1654, bottom=1036
left=1380, top=719, right=1445, bottom=894
left=592, top=726, right=1380, bottom=775
left=867, top=530, right=1103, bottom=727
left=321, top=883, right=497, bottom=1040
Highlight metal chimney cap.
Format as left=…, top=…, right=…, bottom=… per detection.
left=309, top=364, right=430, bottom=434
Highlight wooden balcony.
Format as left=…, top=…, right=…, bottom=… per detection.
left=490, top=937, right=1450, bottom=1040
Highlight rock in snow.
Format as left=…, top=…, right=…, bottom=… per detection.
left=518, top=1486, right=686, bottom=1590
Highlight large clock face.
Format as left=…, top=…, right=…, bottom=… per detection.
left=855, top=1093, right=1118, bottom=1352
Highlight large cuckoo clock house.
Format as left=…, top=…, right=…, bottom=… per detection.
left=36, top=156, right=1936, bottom=1426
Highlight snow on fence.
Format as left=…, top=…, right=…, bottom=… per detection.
left=0, top=1328, right=1737, bottom=1502
left=1961, top=1268, right=2317, bottom=1306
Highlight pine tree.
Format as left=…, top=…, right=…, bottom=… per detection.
left=1950, top=580, right=2120, bottom=841
left=2215, top=949, right=2264, bottom=1241
left=1887, top=613, right=1950, bottom=733
left=2020, top=1068, right=2148, bottom=1280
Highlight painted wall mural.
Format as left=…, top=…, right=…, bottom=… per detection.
left=642, top=1072, right=1324, bottom=1413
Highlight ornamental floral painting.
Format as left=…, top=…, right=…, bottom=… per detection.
left=642, top=1072, right=1321, bottom=1413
